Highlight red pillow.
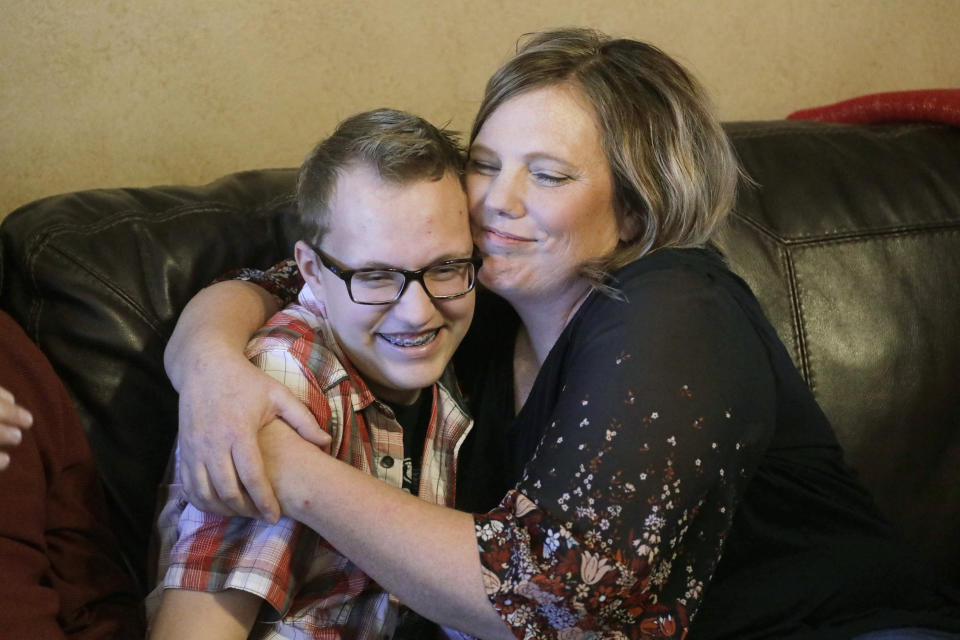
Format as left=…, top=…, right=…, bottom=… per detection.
left=787, top=89, right=960, bottom=126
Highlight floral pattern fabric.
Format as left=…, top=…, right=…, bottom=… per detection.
left=472, top=250, right=777, bottom=639
left=220, top=258, right=302, bottom=307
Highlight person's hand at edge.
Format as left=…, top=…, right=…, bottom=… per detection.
left=0, top=385, right=33, bottom=471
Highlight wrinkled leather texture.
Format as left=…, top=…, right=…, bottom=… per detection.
left=716, top=121, right=960, bottom=585
left=1, top=122, right=958, bottom=592
left=0, top=170, right=299, bottom=592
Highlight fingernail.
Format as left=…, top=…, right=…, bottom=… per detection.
left=0, top=452, right=9, bottom=468
left=20, top=409, right=33, bottom=427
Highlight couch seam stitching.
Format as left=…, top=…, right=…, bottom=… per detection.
left=781, top=247, right=813, bottom=391
left=789, top=227, right=960, bottom=250
left=732, top=215, right=960, bottom=245
left=22, top=204, right=288, bottom=340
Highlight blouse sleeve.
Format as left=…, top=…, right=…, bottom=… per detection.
left=473, top=266, right=777, bottom=639
left=218, top=258, right=302, bottom=308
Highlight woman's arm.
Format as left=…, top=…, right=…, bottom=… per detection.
left=259, top=420, right=516, bottom=640
left=165, top=278, right=328, bottom=522
left=259, top=260, right=776, bottom=639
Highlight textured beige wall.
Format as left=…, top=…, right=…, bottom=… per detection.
left=2, top=0, right=958, bottom=220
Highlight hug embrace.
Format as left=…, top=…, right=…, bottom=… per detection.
left=154, top=27, right=960, bottom=639
left=2, top=26, right=959, bottom=640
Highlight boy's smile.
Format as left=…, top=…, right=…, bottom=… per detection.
left=297, top=163, right=475, bottom=406
left=378, top=329, right=439, bottom=348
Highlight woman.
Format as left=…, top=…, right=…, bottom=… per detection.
left=164, top=28, right=960, bottom=639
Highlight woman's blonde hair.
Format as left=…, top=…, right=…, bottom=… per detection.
left=471, top=28, right=741, bottom=284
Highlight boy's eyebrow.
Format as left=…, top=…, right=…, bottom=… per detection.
left=354, top=250, right=475, bottom=271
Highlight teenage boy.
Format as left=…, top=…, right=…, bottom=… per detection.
left=149, top=109, right=480, bottom=639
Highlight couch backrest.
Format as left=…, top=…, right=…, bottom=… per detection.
left=1, top=121, right=958, bottom=591
left=718, top=121, right=960, bottom=583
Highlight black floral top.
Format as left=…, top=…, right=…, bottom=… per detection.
left=234, top=249, right=960, bottom=639
left=455, top=248, right=960, bottom=639
left=464, top=248, right=774, bottom=638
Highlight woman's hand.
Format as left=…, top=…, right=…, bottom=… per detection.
left=175, top=353, right=329, bottom=522
left=0, top=386, right=33, bottom=471
left=165, top=280, right=329, bottom=522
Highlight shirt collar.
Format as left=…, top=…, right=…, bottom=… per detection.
left=296, top=286, right=378, bottom=412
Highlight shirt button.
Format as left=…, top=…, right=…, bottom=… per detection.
left=380, top=456, right=395, bottom=469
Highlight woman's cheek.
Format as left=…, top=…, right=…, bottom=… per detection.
left=466, top=175, right=488, bottom=214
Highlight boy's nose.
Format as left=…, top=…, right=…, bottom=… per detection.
left=391, top=280, right=436, bottom=324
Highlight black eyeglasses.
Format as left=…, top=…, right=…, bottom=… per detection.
left=310, top=244, right=483, bottom=305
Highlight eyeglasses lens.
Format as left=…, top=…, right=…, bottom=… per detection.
left=349, top=263, right=475, bottom=304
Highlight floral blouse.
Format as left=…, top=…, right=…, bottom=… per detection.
left=466, top=249, right=776, bottom=639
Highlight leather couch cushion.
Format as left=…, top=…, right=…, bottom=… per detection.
left=718, top=121, right=960, bottom=583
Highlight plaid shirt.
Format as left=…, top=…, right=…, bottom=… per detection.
left=151, top=285, right=473, bottom=639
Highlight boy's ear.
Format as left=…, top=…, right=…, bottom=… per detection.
left=294, top=241, right=328, bottom=315
left=294, top=240, right=321, bottom=284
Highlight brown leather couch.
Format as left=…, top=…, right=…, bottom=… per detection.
left=1, top=120, right=957, bottom=596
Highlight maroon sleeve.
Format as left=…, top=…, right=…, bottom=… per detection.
left=0, top=312, right=143, bottom=640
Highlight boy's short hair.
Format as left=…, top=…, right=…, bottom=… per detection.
left=296, top=108, right=465, bottom=245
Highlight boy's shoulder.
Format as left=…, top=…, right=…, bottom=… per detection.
left=245, top=300, right=349, bottom=389
left=256, top=300, right=327, bottom=344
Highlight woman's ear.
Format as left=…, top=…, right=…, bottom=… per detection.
left=618, top=211, right=641, bottom=244
left=294, top=240, right=328, bottom=316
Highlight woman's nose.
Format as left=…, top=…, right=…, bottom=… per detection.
left=480, top=168, right=525, bottom=219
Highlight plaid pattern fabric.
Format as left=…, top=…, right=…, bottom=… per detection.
left=151, top=285, right=473, bottom=639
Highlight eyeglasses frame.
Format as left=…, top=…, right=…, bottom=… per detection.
left=309, top=243, right=483, bottom=305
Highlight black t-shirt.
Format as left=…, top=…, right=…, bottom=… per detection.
left=452, top=247, right=960, bottom=638
left=385, top=391, right=440, bottom=639
left=383, top=393, right=432, bottom=496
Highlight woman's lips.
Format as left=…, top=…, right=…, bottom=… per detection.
left=482, top=226, right=536, bottom=244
